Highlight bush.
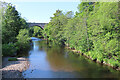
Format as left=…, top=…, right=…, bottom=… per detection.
left=2, top=43, right=18, bottom=56
left=8, top=57, right=18, bottom=61
left=107, top=59, right=119, bottom=68
left=16, top=29, right=30, bottom=54
left=96, top=52, right=103, bottom=63
left=103, top=58, right=108, bottom=64
left=97, top=57, right=103, bottom=63
left=17, top=29, right=30, bottom=44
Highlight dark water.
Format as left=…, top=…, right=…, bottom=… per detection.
left=22, top=38, right=120, bottom=78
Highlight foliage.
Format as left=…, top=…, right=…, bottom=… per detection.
left=2, top=43, right=18, bottom=56
left=8, top=57, right=18, bottom=61
left=44, top=10, right=73, bottom=45
left=2, top=3, right=28, bottom=44
left=29, top=26, right=43, bottom=38
left=1, top=1, right=120, bottom=68
left=1, top=2, right=29, bottom=56
left=44, top=2, right=120, bottom=68
left=16, top=29, right=30, bottom=54
left=17, top=29, right=30, bottom=44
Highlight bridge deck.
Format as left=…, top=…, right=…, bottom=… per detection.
left=28, top=23, right=48, bottom=29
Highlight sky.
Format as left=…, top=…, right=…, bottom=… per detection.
left=1, top=0, right=81, bottom=23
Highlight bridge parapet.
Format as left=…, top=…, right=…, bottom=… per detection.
left=28, top=23, right=48, bottom=29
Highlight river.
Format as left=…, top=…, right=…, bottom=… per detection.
left=22, top=37, right=120, bottom=78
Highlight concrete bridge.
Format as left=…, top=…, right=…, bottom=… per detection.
left=28, top=23, right=48, bottom=29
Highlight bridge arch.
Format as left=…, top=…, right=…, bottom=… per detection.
left=28, top=23, right=48, bottom=29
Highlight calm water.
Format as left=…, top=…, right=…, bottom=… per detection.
left=22, top=38, right=120, bottom=78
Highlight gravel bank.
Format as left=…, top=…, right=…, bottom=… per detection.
left=1, top=57, right=29, bottom=78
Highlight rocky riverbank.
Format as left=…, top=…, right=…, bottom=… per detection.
left=2, top=57, right=29, bottom=78
left=66, top=46, right=120, bottom=71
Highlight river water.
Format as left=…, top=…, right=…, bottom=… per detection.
left=22, top=38, right=120, bottom=78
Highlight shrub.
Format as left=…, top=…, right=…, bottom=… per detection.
left=16, top=29, right=30, bottom=54
left=103, top=58, right=108, bottom=64
left=8, top=57, right=18, bottom=61
left=96, top=52, right=103, bottom=63
left=107, top=59, right=119, bottom=68
left=17, top=29, right=30, bottom=44
left=2, top=43, right=18, bottom=56
left=97, top=57, right=103, bottom=63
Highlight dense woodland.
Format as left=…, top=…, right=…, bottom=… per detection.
left=43, top=2, right=120, bottom=69
left=1, top=2, right=43, bottom=56
left=1, top=1, right=120, bottom=70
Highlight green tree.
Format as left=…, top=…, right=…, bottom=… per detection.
left=2, top=2, right=29, bottom=56
left=16, top=29, right=30, bottom=54
left=29, top=26, right=43, bottom=38
left=2, top=3, right=28, bottom=44
left=44, top=10, right=72, bottom=45
left=44, top=2, right=120, bottom=68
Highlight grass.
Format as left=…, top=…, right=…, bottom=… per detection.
left=8, top=57, right=18, bottom=61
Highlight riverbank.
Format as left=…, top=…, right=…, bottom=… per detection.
left=65, top=46, right=120, bottom=71
left=2, top=57, right=29, bottom=78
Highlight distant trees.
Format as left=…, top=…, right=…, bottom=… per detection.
left=29, top=26, right=43, bottom=38
left=44, top=2, right=120, bottom=69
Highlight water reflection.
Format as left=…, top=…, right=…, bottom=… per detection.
left=33, top=41, right=39, bottom=50
left=23, top=40, right=120, bottom=78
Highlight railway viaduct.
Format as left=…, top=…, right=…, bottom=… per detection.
left=28, top=23, right=48, bottom=29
